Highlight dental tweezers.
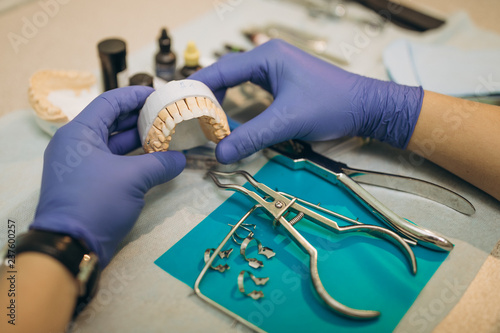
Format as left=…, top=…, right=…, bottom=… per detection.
left=206, top=170, right=417, bottom=319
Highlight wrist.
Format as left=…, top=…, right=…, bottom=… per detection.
left=1, top=253, right=79, bottom=332
left=1, top=229, right=101, bottom=317
left=355, top=79, right=424, bottom=149
left=30, top=216, right=106, bottom=268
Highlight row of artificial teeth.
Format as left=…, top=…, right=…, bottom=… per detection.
left=28, top=70, right=96, bottom=122
left=144, top=96, right=230, bottom=153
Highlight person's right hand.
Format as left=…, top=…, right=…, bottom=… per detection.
left=31, top=86, right=185, bottom=268
left=190, top=39, right=424, bottom=164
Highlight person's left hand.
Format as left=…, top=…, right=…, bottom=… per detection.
left=30, top=87, right=186, bottom=268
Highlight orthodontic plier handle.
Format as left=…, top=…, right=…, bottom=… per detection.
left=207, top=170, right=417, bottom=319
left=265, top=140, right=460, bottom=252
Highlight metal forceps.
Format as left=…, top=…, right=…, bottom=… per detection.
left=265, top=140, right=477, bottom=252
left=207, top=170, right=417, bottom=319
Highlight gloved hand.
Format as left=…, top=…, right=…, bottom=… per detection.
left=190, top=39, right=424, bottom=164
left=30, top=87, right=186, bottom=268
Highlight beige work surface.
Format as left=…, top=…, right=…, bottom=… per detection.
left=1, top=0, right=499, bottom=332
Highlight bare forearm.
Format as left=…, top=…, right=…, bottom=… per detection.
left=408, top=91, right=500, bottom=200
left=0, top=253, right=77, bottom=333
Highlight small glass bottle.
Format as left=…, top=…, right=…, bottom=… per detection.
left=178, top=41, right=202, bottom=79
left=155, top=28, right=176, bottom=82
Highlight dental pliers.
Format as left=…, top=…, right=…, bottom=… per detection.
left=207, top=170, right=418, bottom=319
left=264, top=139, right=476, bottom=252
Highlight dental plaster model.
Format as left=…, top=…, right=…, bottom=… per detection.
left=28, top=70, right=99, bottom=135
left=138, top=79, right=231, bottom=152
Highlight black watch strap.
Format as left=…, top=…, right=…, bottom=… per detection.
left=14, top=229, right=101, bottom=317
left=16, top=230, right=90, bottom=276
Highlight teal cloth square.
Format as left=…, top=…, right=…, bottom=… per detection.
left=155, top=160, right=448, bottom=332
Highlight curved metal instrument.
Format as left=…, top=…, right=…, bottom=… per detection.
left=206, top=170, right=417, bottom=319
left=264, top=139, right=476, bottom=251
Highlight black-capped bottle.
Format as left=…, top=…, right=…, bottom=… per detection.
left=129, top=73, right=154, bottom=87
left=97, top=38, right=128, bottom=91
left=155, top=28, right=176, bottom=82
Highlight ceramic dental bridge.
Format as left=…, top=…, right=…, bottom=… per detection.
left=138, top=79, right=231, bottom=152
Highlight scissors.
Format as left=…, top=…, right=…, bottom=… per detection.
left=207, top=170, right=417, bottom=319
left=263, top=139, right=476, bottom=252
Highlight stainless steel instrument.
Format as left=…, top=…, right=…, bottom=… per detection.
left=206, top=170, right=417, bottom=319
left=264, top=139, right=476, bottom=252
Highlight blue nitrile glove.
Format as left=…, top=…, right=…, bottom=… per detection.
left=30, top=87, right=186, bottom=268
left=190, top=39, right=424, bottom=164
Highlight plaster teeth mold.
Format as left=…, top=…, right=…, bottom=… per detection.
left=138, top=79, right=231, bottom=153
left=28, top=70, right=98, bottom=135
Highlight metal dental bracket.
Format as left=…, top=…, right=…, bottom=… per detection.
left=204, top=248, right=233, bottom=273
left=242, top=236, right=276, bottom=260
left=238, top=270, right=270, bottom=300
left=229, top=223, right=255, bottom=245
left=240, top=236, right=275, bottom=269
left=219, top=248, right=234, bottom=259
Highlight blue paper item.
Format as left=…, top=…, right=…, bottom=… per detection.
left=155, top=161, right=448, bottom=332
left=383, top=39, right=500, bottom=97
